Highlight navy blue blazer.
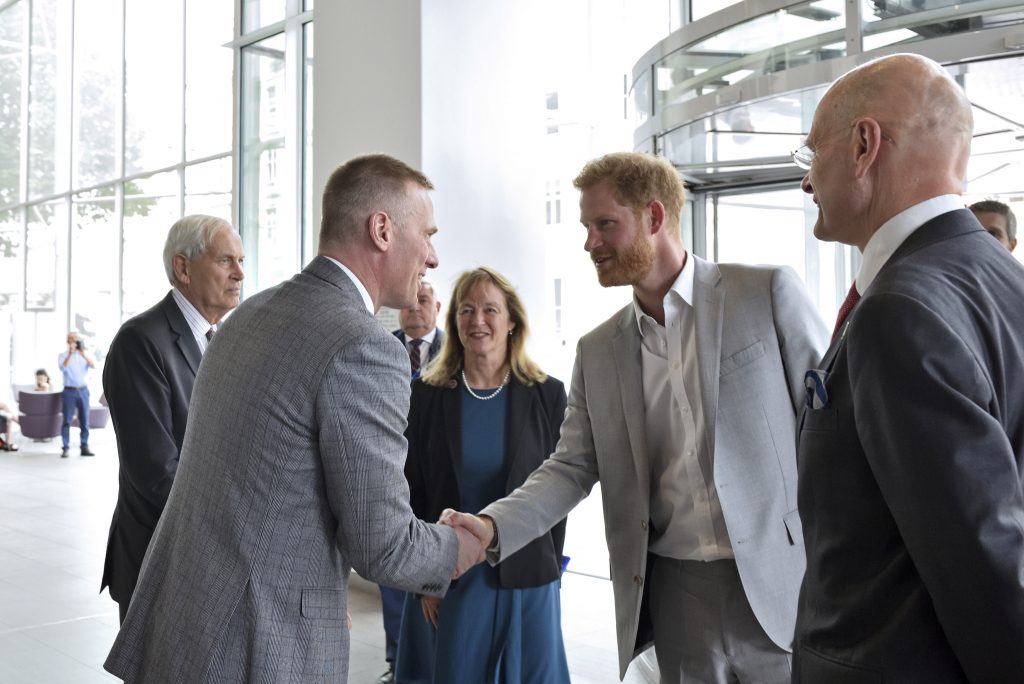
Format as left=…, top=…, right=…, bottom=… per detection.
left=101, top=291, right=203, bottom=607
left=795, top=209, right=1024, bottom=682
left=404, top=375, right=568, bottom=588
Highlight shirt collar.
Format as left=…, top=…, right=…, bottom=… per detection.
left=171, top=288, right=215, bottom=352
left=856, top=195, right=963, bottom=293
left=321, top=256, right=374, bottom=314
left=632, top=251, right=695, bottom=336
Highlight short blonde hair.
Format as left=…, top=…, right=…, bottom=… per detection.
left=422, top=267, right=546, bottom=387
left=573, top=152, right=685, bottom=237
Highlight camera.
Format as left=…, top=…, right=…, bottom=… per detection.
left=75, top=340, right=84, bottom=351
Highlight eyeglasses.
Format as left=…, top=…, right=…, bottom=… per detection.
left=791, top=126, right=894, bottom=171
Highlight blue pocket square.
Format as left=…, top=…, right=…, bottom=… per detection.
left=804, top=369, right=830, bottom=409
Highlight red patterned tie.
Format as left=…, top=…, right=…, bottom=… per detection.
left=832, top=283, right=861, bottom=341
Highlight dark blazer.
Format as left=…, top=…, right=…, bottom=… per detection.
left=405, top=375, right=568, bottom=588
left=100, top=291, right=202, bottom=609
left=394, top=328, right=444, bottom=379
left=795, top=209, right=1024, bottom=682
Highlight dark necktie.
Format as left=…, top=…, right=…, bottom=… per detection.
left=206, top=327, right=215, bottom=343
left=832, top=283, right=861, bottom=341
left=408, top=338, right=424, bottom=377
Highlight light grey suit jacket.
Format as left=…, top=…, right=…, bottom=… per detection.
left=481, top=257, right=827, bottom=679
left=105, top=257, right=459, bottom=683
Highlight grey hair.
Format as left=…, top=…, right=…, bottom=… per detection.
left=163, top=215, right=233, bottom=286
left=419, top=276, right=439, bottom=301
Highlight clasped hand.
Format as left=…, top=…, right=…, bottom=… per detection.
left=439, top=509, right=494, bottom=581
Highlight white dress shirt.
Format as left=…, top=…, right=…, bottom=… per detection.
left=856, top=195, right=964, bottom=292
left=636, top=253, right=733, bottom=561
left=171, top=288, right=215, bottom=354
left=322, top=255, right=374, bottom=314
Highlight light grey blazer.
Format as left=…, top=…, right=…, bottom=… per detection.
left=105, top=257, right=459, bottom=683
left=481, top=257, right=827, bottom=679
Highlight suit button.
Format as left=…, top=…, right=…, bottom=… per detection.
left=640, top=520, right=648, bottom=530
left=633, top=575, right=643, bottom=586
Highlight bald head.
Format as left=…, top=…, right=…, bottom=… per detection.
left=832, top=54, right=972, bottom=174
left=801, top=54, right=974, bottom=249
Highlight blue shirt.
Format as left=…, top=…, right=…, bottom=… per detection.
left=58, top=350, right=91, bottom=388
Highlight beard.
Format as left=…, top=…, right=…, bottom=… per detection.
left=595, top=232, right=656, bottom=287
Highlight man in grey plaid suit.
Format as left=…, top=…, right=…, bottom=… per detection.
left=104, top=154, right=484, bottom=683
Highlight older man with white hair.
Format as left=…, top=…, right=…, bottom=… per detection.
left=100, top=214, right=244, bottom=622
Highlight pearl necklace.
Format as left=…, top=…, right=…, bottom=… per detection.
left=461, top=368, right=511, bottom=401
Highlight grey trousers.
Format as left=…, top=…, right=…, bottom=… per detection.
left=650, top=556, right=790, bottom=684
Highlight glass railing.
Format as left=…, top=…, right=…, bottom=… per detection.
left=631, top=0, right=1024, bottom=187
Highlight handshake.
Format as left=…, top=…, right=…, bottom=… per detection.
left=439, top=509, right=496, bottom=580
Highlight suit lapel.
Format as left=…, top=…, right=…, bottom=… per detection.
left=611, top=307, right=650, bottom=496
left=505, top=380, right=528, bottom=486
left=162, top=293, right=202, bottom=376
left=442, top=383, right=463, bottom=496
left=692, top=256, right=723, bottom=448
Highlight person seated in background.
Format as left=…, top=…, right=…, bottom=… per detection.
left=396, top=266, right=570, bottom=684
left=969, top=199, right=1017, bottom=253
left=34, top=369, right=51, bottom=392
left=0, top=398, right=19, bottom=451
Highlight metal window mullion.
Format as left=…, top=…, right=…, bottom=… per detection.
left=285, top=14, right=303, bottom=271
left=231, top=0, right=241, bottom=233
left=116, top=0, right=126, bottom=321
left=179, top=0, right=187, bottom=217
left=846, top=0, right=863, bottom=58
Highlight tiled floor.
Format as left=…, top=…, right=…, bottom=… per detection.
left=0, top=429, right=657, bottom=683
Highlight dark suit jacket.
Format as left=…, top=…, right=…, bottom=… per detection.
left=405, top=375, right=568, bottom=588
left=795, top=209, right=1024, bottom=682
left=393, top=328, right=444, bottom=379
left=100, top=291, right=202, bottom=607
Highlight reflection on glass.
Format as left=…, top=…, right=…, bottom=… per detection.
left=302, top=24, right=314, bottom=264
left=25, top=200, right=63, bottom=311
left=186, top=0, right=233, bottom=161
left=242, top=0, right=286, bottom=34
left=659, top=86, right=824, bottom=182
left=0, top=209, right=22, bottom=310
left=629, top=69, right=652, bottom=126
left=185, top=157, right=232, bottom=218
left=71, top=187, right=119, bottom=349
left=125, top=1, right=182, bottom=176
left=29, top=0, right=70, bottom=199
left=241, top=32, right=294, bottom=294
left=74, top=0, right=121, bottom=188
left=0, top=3, right=25, bottom=208
left=122, top=172, right=179, bottom=320
left=714, top=187, right=841, bottom=322
left=655, top=0, right=845, bottom=114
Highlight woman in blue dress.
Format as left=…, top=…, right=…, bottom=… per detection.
left=396, top=267, right=570, bottom=684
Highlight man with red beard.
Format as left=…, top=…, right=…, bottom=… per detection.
left=443, top=152, right=827, bottom=683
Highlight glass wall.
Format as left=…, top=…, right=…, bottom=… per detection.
left=0, top=0, right=232, bottom=392
left=237, top=1, right=314, bottom=296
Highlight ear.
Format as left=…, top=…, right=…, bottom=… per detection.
left=172, top=254, right=190, bottom=285
left=434, top=301, right=442, bottom=314
left=1010, top=239, right=1018, bottom=253
left=368, top=212, right=391, bottom=252
left=852, top=118, right=885, bottom=180
left=647, top=199, right=667, bottom=236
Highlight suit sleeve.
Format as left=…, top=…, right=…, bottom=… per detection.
left=102, top=328, right=179, bottom=508
left=481, top=343, right=600, bottom=561
left=771, top=266, right=828, bottom=415
left=848, top=292, right=1024, bottom=680
left=316, top=337, right=458, bottom=597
